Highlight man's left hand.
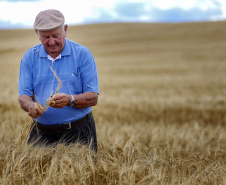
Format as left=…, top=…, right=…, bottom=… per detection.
left=48, top=93, right=70, bottom=108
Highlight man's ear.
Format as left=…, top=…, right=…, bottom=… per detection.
left=64, top=24, right=68, bottom=37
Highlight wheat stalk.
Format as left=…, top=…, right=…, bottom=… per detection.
left=16, top=67, right=62, bottom=144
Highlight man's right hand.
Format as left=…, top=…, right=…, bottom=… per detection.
left=28, top=102, right=44, bottom=118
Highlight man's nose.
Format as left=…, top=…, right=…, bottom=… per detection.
left=48, top=37, right=55, bottom=46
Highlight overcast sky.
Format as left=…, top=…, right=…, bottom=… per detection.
left=0, top=0, right=226, bottom=29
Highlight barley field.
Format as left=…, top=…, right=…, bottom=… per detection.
left=0, top=22, right=226, bottom=184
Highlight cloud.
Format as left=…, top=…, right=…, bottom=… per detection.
left=83, top=1, right=223, bottom=24
left=84, top=9, right=121, bottom=24
left=148, top=0, right=223, bottom=22
left=0, top=0, right=225, bottom=29
left=0, top=1, right=42, bottom=27
left=149, top=6, right=223, bottom=22
left=0, top=19, right=26, bottom=29
left=114, top=2, right=146, bottom=18
left=0, top=0, right=41, bottom=1
left=84, top=3, right=145, bottom=23
left=83, top=2, right=148, bottom=23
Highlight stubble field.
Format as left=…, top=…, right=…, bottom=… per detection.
left=0, top=22, right=226, bottom=184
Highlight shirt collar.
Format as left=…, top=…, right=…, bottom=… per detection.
left=47, top=54, right=61, bottom=62
left=61, top=38, right=71, bottom=56
left=39, top=38, right=71, bottom=58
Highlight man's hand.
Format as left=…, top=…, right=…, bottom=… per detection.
left=18, top=95, right=45, bottom=118
left=28, top=102, right=44, bottom=118
left=48, top=93, right=70, bottom=108
left=48, top=92, right=98, bottom=109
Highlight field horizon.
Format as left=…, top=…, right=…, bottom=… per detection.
left=0, top=21, right=226, bottom=184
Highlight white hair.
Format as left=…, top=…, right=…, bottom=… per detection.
left=37, top=24, right=65, bottom=38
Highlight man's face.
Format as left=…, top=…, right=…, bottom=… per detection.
left=37, top=25, right=68, bottom=59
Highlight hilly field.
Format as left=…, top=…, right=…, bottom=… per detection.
left=0, top=22, right=226, bottom=184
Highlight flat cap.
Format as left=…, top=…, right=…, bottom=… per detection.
left=34, top=9, right=65, bottom=31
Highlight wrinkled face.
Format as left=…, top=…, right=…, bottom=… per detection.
left=37, top=25, right=68, bottom=59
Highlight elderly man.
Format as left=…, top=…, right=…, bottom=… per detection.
left=18, top=9, right=99, bottom=152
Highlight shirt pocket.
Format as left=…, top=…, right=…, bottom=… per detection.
left=69, top=72, right=82, bottom=94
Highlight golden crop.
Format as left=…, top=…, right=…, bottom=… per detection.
left=0, top=22, right=225, bottom=184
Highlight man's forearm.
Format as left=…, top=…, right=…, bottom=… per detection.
left=18, top=95, right=34, bottom=112
left=20, top=92, right=98, bottom=112
left=73, top=92, right=98, bottom=109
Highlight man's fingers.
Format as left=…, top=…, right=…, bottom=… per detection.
left=52, top=93, right=67, bottom=100
left=48, top=93, right=69, bottom=108
left=28, top=110, right=40, bottom=118
left=52, top=94, right=64, bottom=101
left=33, top=103, right=44, bottom=114
left=36, top=107, right=44, bottom=114
left=48, top=100, right=55, bottom=106
left=28, top=102, right=44, bottom=118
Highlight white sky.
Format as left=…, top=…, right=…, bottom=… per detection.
left=0, top=0, right=226, bottom=28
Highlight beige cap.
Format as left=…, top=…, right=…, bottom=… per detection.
left=33, top=9, right=65, bottom=31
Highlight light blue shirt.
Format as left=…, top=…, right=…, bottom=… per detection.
left=19, top=38, right=99, bottom=125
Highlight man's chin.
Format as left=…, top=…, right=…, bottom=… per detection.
left=48, top=50, right=60, bottom=55
left=48, top=48, right=58, bottom=52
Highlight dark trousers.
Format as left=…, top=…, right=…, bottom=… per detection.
left=28, top=112, right=97, bottom=153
